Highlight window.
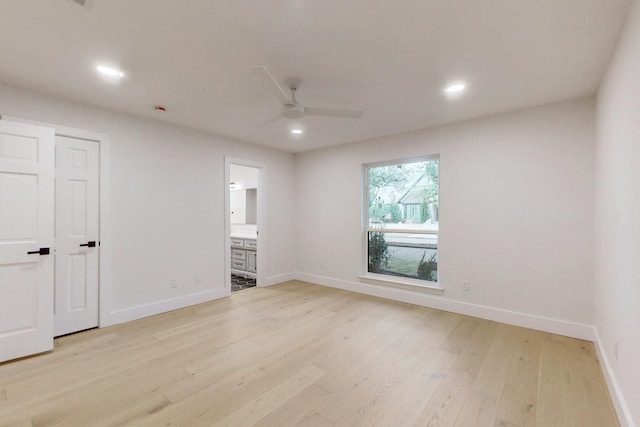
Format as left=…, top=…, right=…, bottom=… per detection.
left=364, top=156, right=439, bottom=284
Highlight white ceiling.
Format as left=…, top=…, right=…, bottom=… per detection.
left=0, top=0, right=630, bottom=153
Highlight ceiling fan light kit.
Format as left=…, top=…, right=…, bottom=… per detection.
left=282, top=92, right=306, bottom=119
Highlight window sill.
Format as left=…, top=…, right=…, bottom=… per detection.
left=358, top=273, right=445, bottom=295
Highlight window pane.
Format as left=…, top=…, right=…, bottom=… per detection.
left=368, top=159, right=438, bottom=232
left=368, top=232, right=438, bottom=282
left=366, top=157, right=439, bottom=283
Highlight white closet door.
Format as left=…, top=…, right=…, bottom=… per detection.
left=54, top=136, right=99, bottom=337
left=0, top=121, right=55, bottom=363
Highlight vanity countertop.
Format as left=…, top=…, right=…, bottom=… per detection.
left=231, top=232, right=257, bottom=240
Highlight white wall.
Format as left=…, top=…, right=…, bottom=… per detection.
left=230, top=164, right=259, bottom=189
left=0, top=83, right=296, bottom=319
left=296, top=98, right=595, bottom=337
left=595, top=0, right=640, bottom=425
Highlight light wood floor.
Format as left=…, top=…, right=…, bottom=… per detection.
left=0, top=281, right=618, bottom=427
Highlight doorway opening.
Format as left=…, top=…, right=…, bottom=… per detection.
left=225, top=158, right=264, bottom=294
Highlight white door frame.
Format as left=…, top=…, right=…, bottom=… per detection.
left=224, top=156, right=266, bottom=295
left=0, top=115, right=112, bottom=328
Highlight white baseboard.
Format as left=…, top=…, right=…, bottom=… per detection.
left=107, top=271, right=300, bottom=326
left=109, top=288, right=227, bottom=326
left=295, top=272, right=595, bottom=341
left=593, top=328, right=636, bottom=427
left=262, top=272, right=297, bottom=287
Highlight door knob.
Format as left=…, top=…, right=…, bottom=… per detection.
left=80, top=241, right=96, bottom=248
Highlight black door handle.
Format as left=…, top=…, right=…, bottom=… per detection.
left=27, top=247, right=50, bottom=255
left=80, top=241, right=96, bottom=248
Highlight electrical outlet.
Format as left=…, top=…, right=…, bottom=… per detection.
left=463, top=281, right=471, bottom=291
left=170, top=279, right=177, bottom=288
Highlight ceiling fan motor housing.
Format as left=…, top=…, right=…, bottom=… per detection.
left=282, top=103, right=306, bottom=119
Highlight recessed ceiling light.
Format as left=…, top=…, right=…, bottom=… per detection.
left=96, top=65, right=124, bottom=78
left=291, top=129, right=303, bottom=134
left=443, top=82, right=466, bottom=95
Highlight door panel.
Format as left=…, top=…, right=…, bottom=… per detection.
left=70, top=179, right=88, bottom=236
left=0, top=121, right=55, bottom=363
left=0, top=173, right=37, bottom=243
left=54, top=136, right=99, bottom=337
left=0, top=265, right=37, bottom=332
left=0, top=132, right=38, bottom=162
left=246, top=251, right=256, bottom=273
left=69, top=253, right=88, bottom=310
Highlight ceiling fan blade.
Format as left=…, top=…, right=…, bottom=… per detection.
left=250, top=66, right=291, bottom=105
left=256, top=113, right=282, bottom=127
left=305, top=106, right=364, bottom=119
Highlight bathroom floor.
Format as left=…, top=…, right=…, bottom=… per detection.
left=231, top=274, right=256, bottom=292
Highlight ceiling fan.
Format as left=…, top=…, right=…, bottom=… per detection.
left=251, top=66, right=364, bottom=121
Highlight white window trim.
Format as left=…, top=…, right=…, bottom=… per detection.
left=361, top=155, right=440, bottom=292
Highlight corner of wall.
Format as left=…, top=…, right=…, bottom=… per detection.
left=263, top=272, right=298, bottom=287
left=593, top=327, right=637, bottom=427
